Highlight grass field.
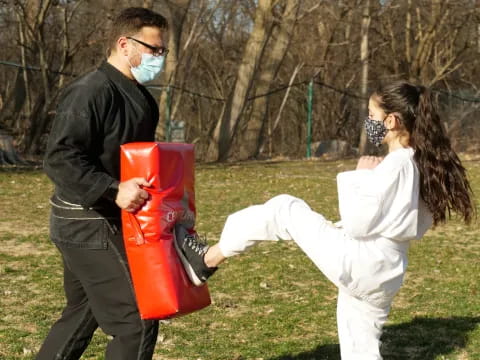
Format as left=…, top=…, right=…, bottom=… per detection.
left=0, top=158, right=479, bottom=360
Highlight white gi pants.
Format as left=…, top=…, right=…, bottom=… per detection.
left=218, top=195, right=407, bottom=360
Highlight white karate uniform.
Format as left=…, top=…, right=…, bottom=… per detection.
left=218, top=147, right=433, bottom=359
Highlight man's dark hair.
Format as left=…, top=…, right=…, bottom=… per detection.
left=107, top=7, right=168, bottom=56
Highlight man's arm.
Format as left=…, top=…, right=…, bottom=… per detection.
left=44, top=84, right=116, bottom=208
left=44, top=84, right=152, bottom=213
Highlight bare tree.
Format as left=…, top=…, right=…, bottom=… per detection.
left=153, top=0, right=192, bottom=140
left=236, top=0, right=301, bottom=160
left=378, top=0, right=475, bottom=86
left=0, top=0, right=478, bottom=163
left=358, top=0, right=370, bottom=155
left=207, top=0, right=274, bottom=161
left=0, top=0, right=115, bottom=158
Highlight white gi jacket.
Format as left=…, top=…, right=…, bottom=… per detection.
left=218, top=147, right=433, bottom=309
left=335, top=147, right=433, bottom=307
left=215, top=148, right=432, bottom=358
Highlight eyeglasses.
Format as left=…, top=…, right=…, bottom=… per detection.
left=126, top=36, right=169, bottom=57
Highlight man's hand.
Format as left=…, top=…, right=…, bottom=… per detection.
left=356, top=156, right=384, bottom=170
left=115, top=178, right=152, bottom=213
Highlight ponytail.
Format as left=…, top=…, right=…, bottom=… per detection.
left=411, top=88, right=475, bottom=225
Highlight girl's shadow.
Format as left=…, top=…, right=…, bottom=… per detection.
left=268, top=316, right=480, bottom=360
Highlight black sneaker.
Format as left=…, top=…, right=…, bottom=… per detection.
left=173, top=224, right=217, bottom=286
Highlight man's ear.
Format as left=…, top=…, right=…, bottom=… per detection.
left=117, top=36, right=129, bottom=56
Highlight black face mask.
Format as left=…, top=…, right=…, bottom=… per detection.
left=364, top=117, right=388, bottom=147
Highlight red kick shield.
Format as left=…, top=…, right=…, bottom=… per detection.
left=120, top=142, right=211, bottom=320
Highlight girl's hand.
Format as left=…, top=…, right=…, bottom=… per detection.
left=356, top=156, right=384, bottom=170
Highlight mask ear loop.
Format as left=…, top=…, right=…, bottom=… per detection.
left=382, top=114, right=391, bottom=132
left=126, top=39, right=141, bottom=69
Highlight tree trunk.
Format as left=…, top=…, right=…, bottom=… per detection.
left=478, top=23, right=480, bottom=54
left=0, top=132, right=26, bottom=165
left=260, top=62, right=302, bottom=156
left=358, top=0, right=370, bottom=155
left=207, top=0, right=274, bottom=161
left=0, top=70, right=26, bottom=132
left=24, top=93, right=54, bottom=155
left=156, top=0, right=192, bottom=141
left=13, top=0, right=55, bottom=155
left=405, top=0, right=412, bottom=72
left=237, top=0, right=300, bottom=161
left=409, top=0, right=446, bottom=83
left=16, top=14, right=32, bottom=124
left=143, top=0, right=154, bottom=8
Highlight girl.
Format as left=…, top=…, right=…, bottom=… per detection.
left=174, top=81, right=475, bottom=359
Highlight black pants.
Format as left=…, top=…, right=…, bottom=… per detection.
left=36, top=214, right=158, bottom=360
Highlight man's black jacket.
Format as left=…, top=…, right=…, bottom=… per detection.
left=44, top=61, right=159, bottom=217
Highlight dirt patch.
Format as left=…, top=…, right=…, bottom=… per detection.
left=0, top=220, right=49, bottom=237
left=0, top=238, right=52, bottom=257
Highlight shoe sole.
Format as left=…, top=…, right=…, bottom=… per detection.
left=173, top=227, right=204, bottom=287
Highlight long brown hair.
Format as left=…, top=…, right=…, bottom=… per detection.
left=374, top=81, right=475, bottom=225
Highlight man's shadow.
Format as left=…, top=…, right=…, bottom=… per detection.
left=268, top=316, right=480, bottom=360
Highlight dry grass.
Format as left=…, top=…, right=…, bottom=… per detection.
left=1, top=157, right=479, bottom=360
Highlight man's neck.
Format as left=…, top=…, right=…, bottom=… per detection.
left=107, top=54, right=135, bottom=81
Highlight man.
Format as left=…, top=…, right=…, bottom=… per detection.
left=37, top=8, right=168, bottom=360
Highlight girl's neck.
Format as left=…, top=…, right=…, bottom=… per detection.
left=387, top=138, right=410, bottom=153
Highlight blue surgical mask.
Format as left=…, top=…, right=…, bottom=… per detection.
left=364, top=117, right=388, bottom=147
left=130, top=53, right=165, bottom=84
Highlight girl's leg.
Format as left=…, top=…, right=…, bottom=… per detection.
left=214, top=194, right=391, bottom=358
left=336, top=289, right=390, bottom=360
left=218, top=194, right=320, bottom=255
left=176, top=194, right=391, bottom=358
left=214, top=194, right=348, bottom=287
left=178, top=194, right=346, bottom=285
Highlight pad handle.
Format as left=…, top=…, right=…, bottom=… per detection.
left=127, top=213, right=145, bottom=245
